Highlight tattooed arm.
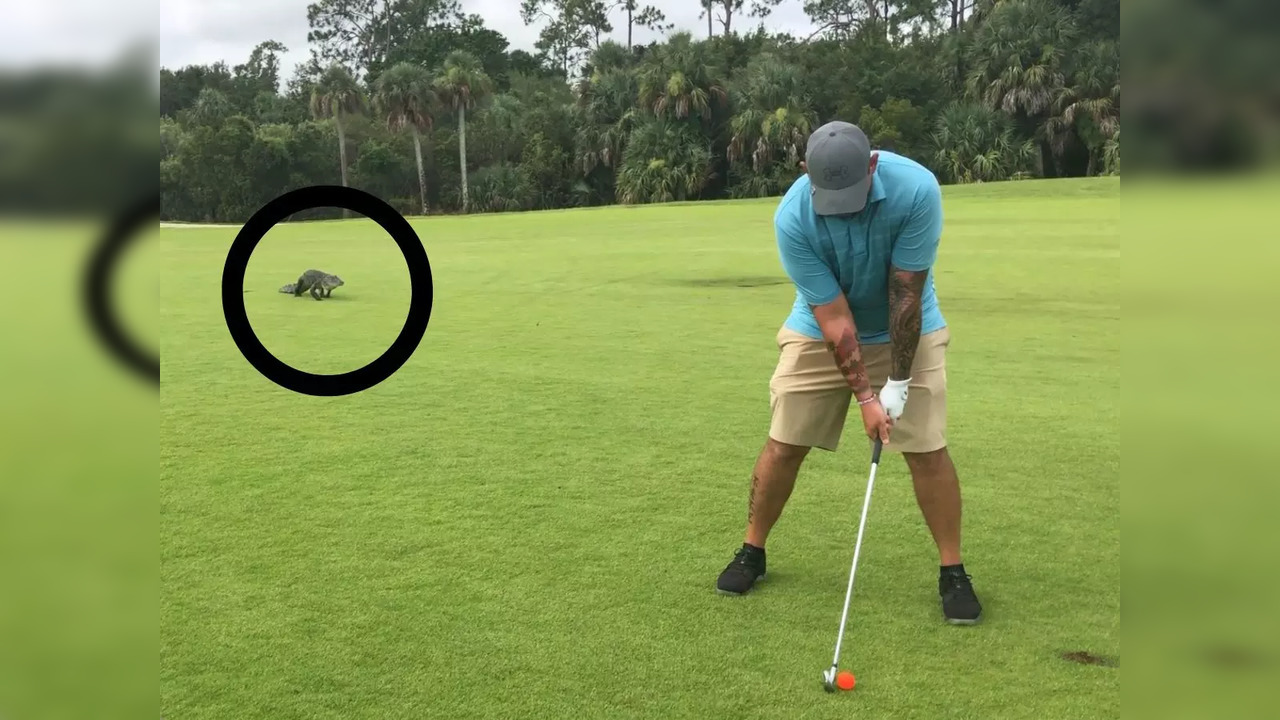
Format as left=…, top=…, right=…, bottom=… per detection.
left=888, top=267, right=928, bottom=381
left=775, top=210, right=875, bottom=401
left=813, top=295, right=875, bottom=401
left=815, top=294, right=892, bottom=446
left=887, top=180, right=945, bottom=381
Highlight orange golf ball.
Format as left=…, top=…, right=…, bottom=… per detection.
left=835, top=671, right=856, bottom=691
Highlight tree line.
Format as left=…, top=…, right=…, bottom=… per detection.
left=159, top=0, right=1119, bottom=223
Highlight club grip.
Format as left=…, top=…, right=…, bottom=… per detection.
left=871, top=437, right=883, bottom=464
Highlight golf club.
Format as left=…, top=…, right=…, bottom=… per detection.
left=821, top=436, right=883, bottom=693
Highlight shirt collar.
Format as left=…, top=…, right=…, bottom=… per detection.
left=867, top=163, right=887, bottom=205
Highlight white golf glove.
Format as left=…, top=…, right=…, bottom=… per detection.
left=879, top=378, right=911, bottom=421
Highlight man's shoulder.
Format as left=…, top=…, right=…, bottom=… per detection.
left=876, top=151, right=940, bottom=193
left=774, top=174, right=811, bottom=232
left=875, top=152, right=942, bottom=220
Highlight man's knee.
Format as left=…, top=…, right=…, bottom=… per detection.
left=903, top=446, right=952, bottom=476
left=763, top=437, right=811, bottom=466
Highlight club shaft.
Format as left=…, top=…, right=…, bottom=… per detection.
left=829, top=458, right=879, bottom=668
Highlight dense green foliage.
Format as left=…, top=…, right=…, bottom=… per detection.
left=159, top=0, right=1118, bottom=222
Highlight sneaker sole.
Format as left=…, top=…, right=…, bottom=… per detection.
left=944, top=614, right=981, bottom=625
left=715, top=573, right=766, bottom=596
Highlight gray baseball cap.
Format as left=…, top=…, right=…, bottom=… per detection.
left=805, top=121, right=873, bottom=215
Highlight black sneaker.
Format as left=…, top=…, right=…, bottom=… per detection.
left=939, top=567, right=982, bottom=624
left=716, top=544, right=766, bottom=595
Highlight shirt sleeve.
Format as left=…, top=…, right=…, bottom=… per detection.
left=776, top=211, right=842, bottom=307
left=890, top=180, right=943, bottom=272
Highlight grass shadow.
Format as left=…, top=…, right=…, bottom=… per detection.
left=1060, top=651, right=1119, bottom=668
left=667, top=276, right=791, bottom=289
left=273, top=292, right=358, bottom=301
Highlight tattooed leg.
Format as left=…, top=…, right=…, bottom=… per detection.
left=744, top=438, right=810, bottom=548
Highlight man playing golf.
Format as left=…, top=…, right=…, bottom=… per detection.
left=715, top=121, right=983, bottom=625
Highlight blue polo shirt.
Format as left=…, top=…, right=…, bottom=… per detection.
left=774, top=151, right=946, bottom=345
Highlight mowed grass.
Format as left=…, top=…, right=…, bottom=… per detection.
left=160, top=177, right=1119, bottom=719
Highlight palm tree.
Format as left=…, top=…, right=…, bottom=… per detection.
left=635, top=32, right=727, bottom=124
left=309, top=64, right=367, bottom=198
left=433, top=50, right=494, bottom=213
left=1103, top=129, right=1120, bottom=175
left=585, top=39, right=633, bottom=75
left=1046, top=40, right=1119, bottom=176
left=574, top=67, right=640, bottom=175
left=616, top=118, right=714, bottom=204
left=963, top=0, right=1077, bottom=175
left=931, top=102, right=1037, bottom=184
left=728, top=107, right=813, bottom=173
left=373, top=62, right=438, bottom=215
left=482, top=94, right=526, bottom=164
left=186, top=88, right=234, bottom=128
left=726, top=54, right=814, bottom=184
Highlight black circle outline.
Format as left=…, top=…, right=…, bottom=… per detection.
left=83, top=194, right=161, bottom=385
left=221, top=186, right=433, bottom=397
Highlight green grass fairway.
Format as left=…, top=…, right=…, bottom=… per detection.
left=1, top=222, right=155, bottom=720
left=160, top=177, right=1119, bottom=719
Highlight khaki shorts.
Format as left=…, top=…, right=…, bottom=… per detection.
left=768, top=326, right=951, bottom=453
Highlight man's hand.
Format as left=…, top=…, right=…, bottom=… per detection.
left=858, top=395, right=893, bottom=444
left=879, top=377, right=910, bottom=421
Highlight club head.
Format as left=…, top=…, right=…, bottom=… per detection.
left=821, top=668, right=836, bottom=693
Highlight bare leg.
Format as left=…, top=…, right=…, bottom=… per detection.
left=903, top=447, right=963, bottom=566
left=744, top=438, right=811, bottom=548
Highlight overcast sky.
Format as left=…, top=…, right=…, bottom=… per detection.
left=156, top=0, right=820, bottom=79
left=0, top=0, right=155, bottom=69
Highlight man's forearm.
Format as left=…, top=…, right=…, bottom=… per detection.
left=812, top=296, right=874, bottom=399
left=888, top=268, right=928, bottom=381
left=825, top=325, right=873, bottom=399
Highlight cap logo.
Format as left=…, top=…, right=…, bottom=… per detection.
left=823, top=165, right=850, bottom=183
